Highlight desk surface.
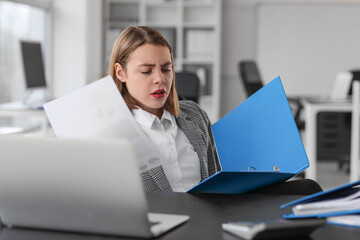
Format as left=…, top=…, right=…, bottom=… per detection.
left=1, top=192, right=359, bottom=240
left=0, top=101, right=46, bottom=119
left=0, top=101, right=49, bottom=135
left=303, top=97, right=351, bottom=104
left=0, top=101, right=44, bottom=113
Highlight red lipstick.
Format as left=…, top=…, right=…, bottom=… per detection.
left=151, top=89, right=166, bottom=99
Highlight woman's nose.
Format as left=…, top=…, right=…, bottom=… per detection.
left=153, top=68, right=165, bottom=84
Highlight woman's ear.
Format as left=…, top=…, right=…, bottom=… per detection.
left=115, top=63, right=126, bottom=83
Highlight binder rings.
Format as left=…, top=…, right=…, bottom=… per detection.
left=281, top=180, right=360, bottom=219
left=187, top=76, right=309, bottom=194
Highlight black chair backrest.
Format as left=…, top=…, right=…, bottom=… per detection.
left=175, top=72, right=200, bottom=103
left=239, top=61, right=264, bottom=97
left=348, top=70, right=360, bottom=95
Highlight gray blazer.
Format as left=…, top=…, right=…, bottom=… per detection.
left=139, top=100, right=221, bottom=192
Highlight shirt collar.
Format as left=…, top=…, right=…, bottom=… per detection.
left=132, top=108, right=175, bottom=130
left=161, top=110, right=175, bottom=130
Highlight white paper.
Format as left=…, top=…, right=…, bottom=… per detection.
left=44, top=75, right=164, bottom=171
left=327, top=215, right=360, bottom=227
left=293, top=188, right=360, bottom=216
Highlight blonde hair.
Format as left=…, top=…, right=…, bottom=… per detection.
left=108, top=26, right=179, bottom=116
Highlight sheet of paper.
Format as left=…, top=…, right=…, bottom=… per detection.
left=44, top=75, right=164, bottom=171
left=327, top=215, right=360, bottom=227
left=292, top=187, right=360, bottom=216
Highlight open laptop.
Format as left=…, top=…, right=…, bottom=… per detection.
left=0, top=136, right=189, bottom=238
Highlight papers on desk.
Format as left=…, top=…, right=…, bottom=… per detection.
left=282, top=180, right=360, bottom=227
left=292, top=187, right=360, bottom=217
left=187, top=76, right=309, bottom=194
left=43, top=76, right=165, bottom=171
left=327, top=215, right=360, bottom=228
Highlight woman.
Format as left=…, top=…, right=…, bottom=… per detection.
left=108, top=26, right=322, bottom=194
left=108, top=26, right=220, bottom=192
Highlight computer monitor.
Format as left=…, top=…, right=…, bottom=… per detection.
left=20, top=41, right=47, bottom=89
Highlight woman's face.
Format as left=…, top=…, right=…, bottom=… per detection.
left=115, top=44, right=173, bottom=118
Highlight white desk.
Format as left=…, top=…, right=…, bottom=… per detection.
left=0, top=102, right=49, bottom=135
left=304, top=99, right=352, bottom=181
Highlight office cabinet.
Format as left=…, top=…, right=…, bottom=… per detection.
left=317, top=112, right=351, bottom=162
left=103, top=0, right=222, bottom=122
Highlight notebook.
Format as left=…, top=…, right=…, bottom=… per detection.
left=0, top=136, right=189, bottom=238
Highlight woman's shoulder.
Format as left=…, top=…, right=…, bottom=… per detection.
left=178, top=100, right=210, bottom=124
left=179, top=100, right=204, bottom=116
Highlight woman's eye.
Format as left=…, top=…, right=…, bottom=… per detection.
left=162, top=68, right=171, bottom=72
left=141, top=71, right=152, bottom=74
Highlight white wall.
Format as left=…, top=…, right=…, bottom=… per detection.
left=220, top=0, right=257, bottom=116
left=85, top=0, right=103, bottom=82
left=257, top=2, right=360, bottom=96
left=52, top=0, right=102, bottom=97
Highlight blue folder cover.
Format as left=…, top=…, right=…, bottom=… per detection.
left=281, top=180, right=360, bottom=219
left=187, top=171, right=294, bottom=194
left=187, top=76, right=309, bottom=194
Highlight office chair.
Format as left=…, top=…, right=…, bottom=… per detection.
left=238, top=61, right=305, bottom=130
left=175, top=72, right=201, bottom=103
left=347, top=70, right=360, bottom=96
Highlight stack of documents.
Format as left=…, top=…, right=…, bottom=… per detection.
left=282, top=180, right=360, bottom=227
left=327, top=215, right=360, bottom=228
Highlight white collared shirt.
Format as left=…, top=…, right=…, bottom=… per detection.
left=132, top=108, right=201, bottom=192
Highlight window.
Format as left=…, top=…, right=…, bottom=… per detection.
left=0, top=0, right=51, bottom=104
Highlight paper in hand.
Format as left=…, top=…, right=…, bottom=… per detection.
left=44, top=75, right=164, bottom=171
